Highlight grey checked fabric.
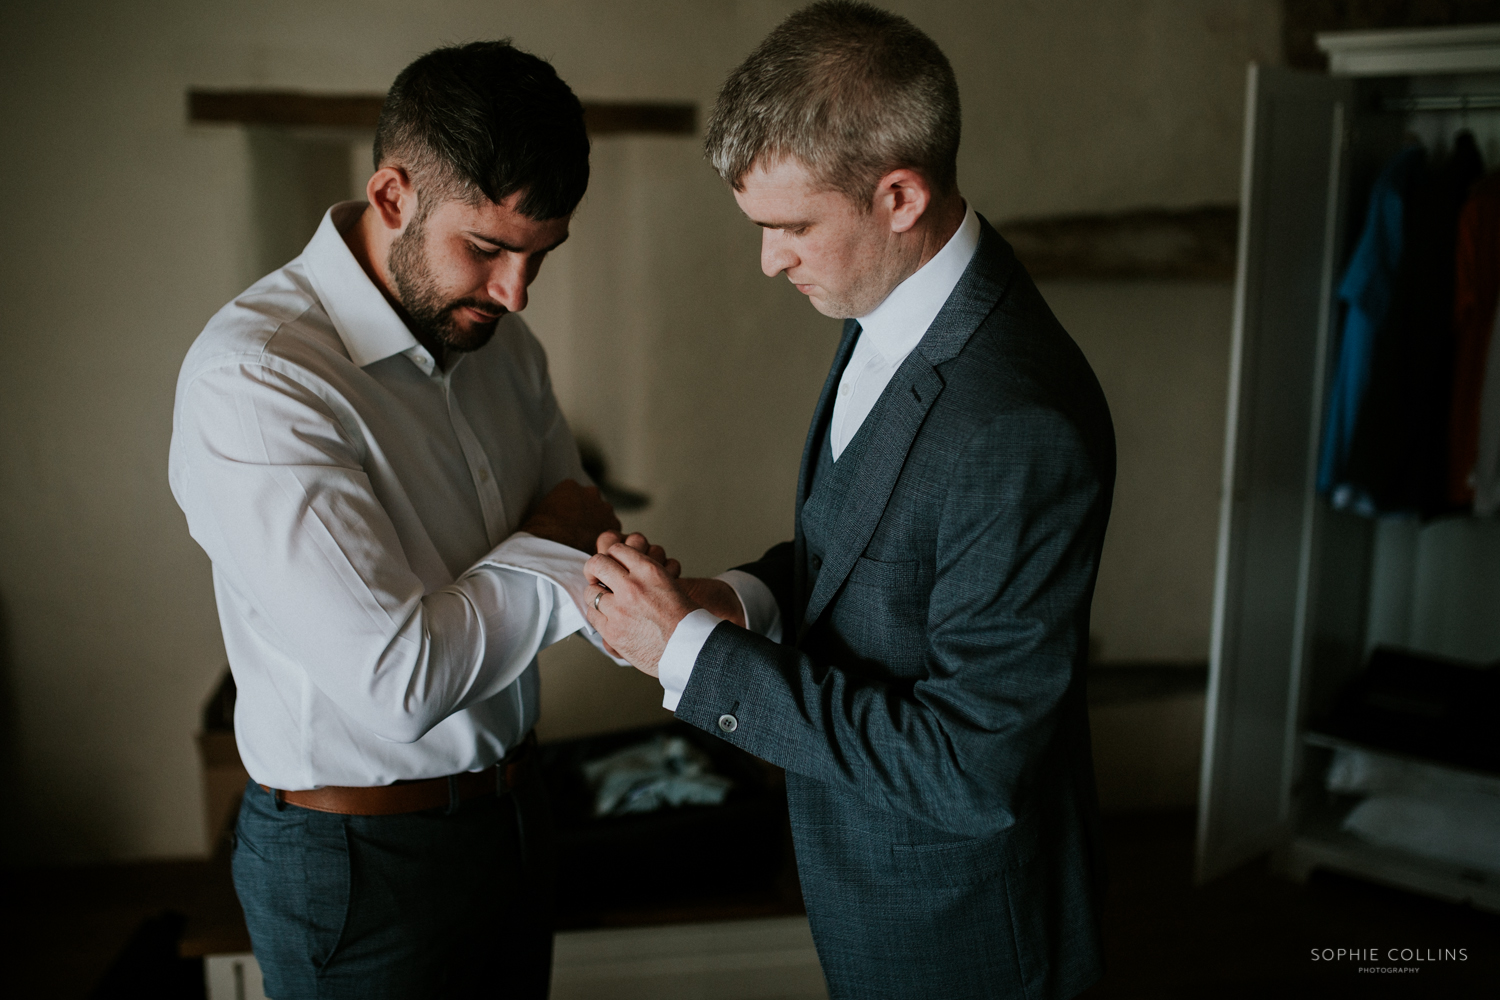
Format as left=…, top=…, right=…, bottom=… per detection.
left=677, top=219, right=1116, bottom=1000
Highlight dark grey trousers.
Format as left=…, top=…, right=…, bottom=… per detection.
left=232, top=769, right=554, bottom=999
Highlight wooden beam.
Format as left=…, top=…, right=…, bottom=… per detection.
left=996, top=205, right=1239, bottom=281
left=187, top=89, right=695, bottom=135
left=189, top=90, right=382, bottom=128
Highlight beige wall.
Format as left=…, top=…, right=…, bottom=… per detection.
left=0, top=0, right=1278, bottom=863
left=1043, top=281, right=1236, bottom=664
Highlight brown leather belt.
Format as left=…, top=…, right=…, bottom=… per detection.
left=262, top=732, right=535, bottom=816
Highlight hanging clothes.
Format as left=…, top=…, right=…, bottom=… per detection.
left=1449, top=172, right=1500, bottom=506
left=1476, top=299, right=1500, bottom=515
left=1318, top=145, right=1425, bottom=512
left=1332, top=132, right=1484, bottom=518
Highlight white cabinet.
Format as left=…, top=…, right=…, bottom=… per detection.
left=1197, top=26, right=1500, bottom=911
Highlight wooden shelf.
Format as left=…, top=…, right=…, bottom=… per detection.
left=188, top=89, right=695, bottom=135
left=1282, top=793, right=1500, bottom=913
left=995, top=204, right=1238, bottom=281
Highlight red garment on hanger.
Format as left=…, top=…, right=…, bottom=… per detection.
left=1449, top=172, right=1500, bottom=505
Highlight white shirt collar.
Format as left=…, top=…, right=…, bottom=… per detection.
left=856, top=202, right=981, bottom=362
left=301, top=201, right=425, bottom=369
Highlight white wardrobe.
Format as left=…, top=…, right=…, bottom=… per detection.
left=1197, top=25, right=1500, bottom=911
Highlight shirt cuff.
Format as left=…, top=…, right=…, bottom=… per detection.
left=718, top=569, right=783, bottom=643
left=658, top=609, right=723, bottom=712
left=478, top=532, right=594, bottom=636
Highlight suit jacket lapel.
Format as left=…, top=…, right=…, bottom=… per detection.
left=800, top=357, right=943, bottom=632
left=798, top=217, right=1019, bottom=634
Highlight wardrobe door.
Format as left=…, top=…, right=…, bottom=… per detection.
left=1196, top=64, right=1352, bottom=882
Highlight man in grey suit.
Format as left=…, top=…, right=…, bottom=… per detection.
left=586, top=3, right=1114, bottom=997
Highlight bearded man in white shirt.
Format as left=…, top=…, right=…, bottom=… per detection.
left=169, top=41, right=657, bottom=999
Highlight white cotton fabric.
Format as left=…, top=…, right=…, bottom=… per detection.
left=170, top=201, right=605, bottom=790
left=1328, top=747, right=1500, bottom=874
left=1342, top=794, right=1500, bottom=874
left=828, top=203, right=981, bottom=460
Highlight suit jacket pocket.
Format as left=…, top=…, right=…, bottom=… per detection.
left=892, top=834, right=1008, bottom=887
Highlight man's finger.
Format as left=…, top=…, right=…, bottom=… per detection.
left=607, top=541, right=667, bottom=578
left=596, top=530, right=625, bottom=554
left=585, top=552, right=629, bottom=591
left=585, top=583, right=613, bottom=622
left=664, top=558, right=682, bottom=579
left=624, top=532, right=650, bottom=553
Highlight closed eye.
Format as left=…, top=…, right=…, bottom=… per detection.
left=756, top=221, right=812, bottom=237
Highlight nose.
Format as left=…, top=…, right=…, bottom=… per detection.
left=761, top=229, right=798, bottom=278
left=487, top=256, right=531, bottom=313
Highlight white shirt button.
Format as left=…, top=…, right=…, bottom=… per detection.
left=718, top=714, right=738, bottom=733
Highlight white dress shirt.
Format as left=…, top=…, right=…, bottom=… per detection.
left=169, top=201, right=604, bottom=790
left=657, top=203, right=983, bottom=710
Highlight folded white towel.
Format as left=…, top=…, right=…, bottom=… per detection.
left=1341, top=793, right=1500, bottom=873
left=1326, top=747, right=1500, bottom=800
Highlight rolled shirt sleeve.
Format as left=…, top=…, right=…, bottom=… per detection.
left=174, top=360, right=591, bottom=745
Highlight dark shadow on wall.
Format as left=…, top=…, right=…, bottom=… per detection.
left=1285, top=0, right=1500, bottom=70
left=247, top=128, right=358, bottom=282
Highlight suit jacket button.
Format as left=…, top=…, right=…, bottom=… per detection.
left=718, top=714, right=738, bottom=733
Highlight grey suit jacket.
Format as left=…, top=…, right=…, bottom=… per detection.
left=676, top=218, right=1114, bottom=1000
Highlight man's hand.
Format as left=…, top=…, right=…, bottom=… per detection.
left=595, top=530, right=681, bottom=578
left=585, top=542, right=701, bottom=677
left=520, top=480, right=620, bottom=554
left=592, top=535, right=739, bottom=627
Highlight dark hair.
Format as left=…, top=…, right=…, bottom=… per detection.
left=705, top=1, right=960, bottom=206
left=374, top=40, right=590, bottom=220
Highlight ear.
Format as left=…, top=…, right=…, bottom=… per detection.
left=873, top=168, right=933, bottom=234
left=366, top=165, right=416, bottom=231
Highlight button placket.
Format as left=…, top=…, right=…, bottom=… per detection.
left=441, top=367, right=508, bottom=546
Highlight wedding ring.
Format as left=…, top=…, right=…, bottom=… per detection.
left=593, top=590, right=603, bottom=612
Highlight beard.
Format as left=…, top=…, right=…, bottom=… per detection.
left=388, top=209, right=503, bottom=354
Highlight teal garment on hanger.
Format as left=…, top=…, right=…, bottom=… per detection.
left=1318, top=145, right=1425, bottom=513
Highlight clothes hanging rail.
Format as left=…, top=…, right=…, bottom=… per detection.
left=1379, top=93, right=1500, bottom=112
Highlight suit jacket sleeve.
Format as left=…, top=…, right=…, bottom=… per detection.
left=675, top=408, right=1108, bottom=838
